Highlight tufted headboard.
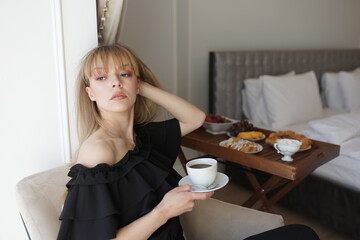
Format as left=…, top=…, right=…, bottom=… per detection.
left=209, top=49, right=360, bottom=120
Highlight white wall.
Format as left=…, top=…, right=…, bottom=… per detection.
left=121, top=0, right=360, bottom=112
left=0, top=0, right=97, bottom=239
left=61, top=0, right=99, bottom=158
left=0, top=1, right=62, bottom=238
left=121, top=0, right=177, bottom=93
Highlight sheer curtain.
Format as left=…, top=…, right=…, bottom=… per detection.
left=97, top=0, right=127, bottom=44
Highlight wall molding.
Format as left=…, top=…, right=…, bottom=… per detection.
left=51, top=0, right=71, bottom=163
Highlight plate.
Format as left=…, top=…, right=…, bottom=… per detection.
left=219, top=139, right=263, bottom=154
left=245, top=144, right=263, bottom=154
left=226, top=132, right=266, bottom=141
left=206, top=129, right=227, bottom=135
left=298, top=145, right=312, bottom=152
left=178, top=172, right=229, bottom=192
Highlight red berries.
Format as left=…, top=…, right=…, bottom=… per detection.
left=205, top=114, right=228, bottom=123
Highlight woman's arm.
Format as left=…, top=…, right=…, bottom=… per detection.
left=139, top=81, right=205, bottom=136
left=113, top=185, right=213, bottom=240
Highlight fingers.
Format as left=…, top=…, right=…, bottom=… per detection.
left=176, top=184, right=193, bottom=192
left=172, top=185, right=214, bottom=202
left=176, top=185, right=214, bottom=199
left=191, top=191, right=214, bottom=200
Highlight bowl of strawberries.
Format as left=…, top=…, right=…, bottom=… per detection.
left=203, top=114, right=238, bottom=134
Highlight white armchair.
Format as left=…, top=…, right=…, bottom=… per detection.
left=15, top=166, right=284, bottom=240
left=15, top=166, right=69, bottom=239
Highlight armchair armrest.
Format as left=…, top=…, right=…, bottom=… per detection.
left=180, top=198, right=284, bottom=240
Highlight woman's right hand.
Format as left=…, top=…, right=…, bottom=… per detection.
left=153, top=185, right=214, bottom=221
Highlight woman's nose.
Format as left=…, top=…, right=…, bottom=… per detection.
left=111, top=75, right=122, bottom=88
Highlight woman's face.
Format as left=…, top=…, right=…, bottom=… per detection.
left=85, top=58, right=139, bottom=116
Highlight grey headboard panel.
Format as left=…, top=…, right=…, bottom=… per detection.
left=209, top=49, right=360, bottom=120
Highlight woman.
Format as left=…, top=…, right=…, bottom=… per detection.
left=57, top=44, right=213, bottom=240
left=58, top=43, right=320, bottom=240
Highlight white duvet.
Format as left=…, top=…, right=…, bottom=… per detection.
left=300, top=110, right=360, bottom=191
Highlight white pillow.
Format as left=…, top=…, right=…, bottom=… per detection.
left=242, top=78, right=259, bottom=120
left=241, top=89, right=251, bottom=119
left=243, top=71, right=295, bottom=124
left=338, top=69, right=360, bottom=112
left=261, top=71, right=323, bottom=129
left=321, top=72, right=344, bottom=110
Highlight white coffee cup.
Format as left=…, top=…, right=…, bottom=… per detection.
left=186, top=158, right=218, bottom=187
left=274, top=138, right=302, bottom=162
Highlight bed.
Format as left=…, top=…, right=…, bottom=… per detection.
left=208, top=49, right=360, bottom=239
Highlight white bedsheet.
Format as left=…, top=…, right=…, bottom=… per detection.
left=252, top=108, right=360, bottom=191
left=312, top=154, right=360, bottom=191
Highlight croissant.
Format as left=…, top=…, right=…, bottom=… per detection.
left=265, top=131, right=312, bottom=150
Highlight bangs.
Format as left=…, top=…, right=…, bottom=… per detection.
left=83, top=45, right=140, bottom=80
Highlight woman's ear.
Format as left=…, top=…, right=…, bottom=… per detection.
left=86, top=87, right=96, bottom=101
left=137, top=79, right=140, bottom=94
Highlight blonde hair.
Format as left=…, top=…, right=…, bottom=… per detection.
left=75, top=44, right=161, bottom=147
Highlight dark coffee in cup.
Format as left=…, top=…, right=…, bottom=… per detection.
left=190, top=164, right=211, bottom=169
left=186, top=158, right=218, bottom=187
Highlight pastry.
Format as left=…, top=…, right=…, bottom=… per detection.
left=220, top=137, right=260, bottom=152
left=265, top=130, right=312, bottom=150
left=237, top=131, right=264, bottom=139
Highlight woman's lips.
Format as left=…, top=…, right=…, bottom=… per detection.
left=111, top=92, right=127, bottom=100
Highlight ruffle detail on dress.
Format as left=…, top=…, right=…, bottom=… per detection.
left=60, top=138, right=175, bottom=221
left=66, top=138, right=151, bottom=185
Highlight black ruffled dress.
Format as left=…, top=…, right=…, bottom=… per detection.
left=57, top=119, right=185, bottom=240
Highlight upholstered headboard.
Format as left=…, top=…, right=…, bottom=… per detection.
left=209, top=49, right=360, bottom=120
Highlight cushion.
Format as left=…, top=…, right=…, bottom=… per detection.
left=261, top=71, right=323, bottom=129
left=180, top=198, right=284, bottom=240
left=338, top=69, right=360, bottom=112
left=243, top=71, right=295, bottom=124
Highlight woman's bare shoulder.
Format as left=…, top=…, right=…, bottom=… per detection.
left=76, top=129, right=132, bottom=168
left=76, top=137, right=115, bottom=168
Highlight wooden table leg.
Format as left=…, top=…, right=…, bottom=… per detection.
left=242, top=171, right=311, bottom=212
left=242, top=175, right=284, bottom=212
left=258, top=173, right=309, bottom=211
left=244, top=170, right=272, bottom=212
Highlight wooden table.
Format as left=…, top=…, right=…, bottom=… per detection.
left=179, top=127, right=340, bottom=212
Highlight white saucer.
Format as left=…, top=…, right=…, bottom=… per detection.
left=178, top=172, right=229, bottom=192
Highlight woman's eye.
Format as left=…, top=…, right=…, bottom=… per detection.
left=120, top=73, right=132, bottom=77
left=96, top=76, right=106, bottom=81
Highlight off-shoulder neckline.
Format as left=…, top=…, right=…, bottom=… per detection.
left=71, top=135, right=145, bottom=171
